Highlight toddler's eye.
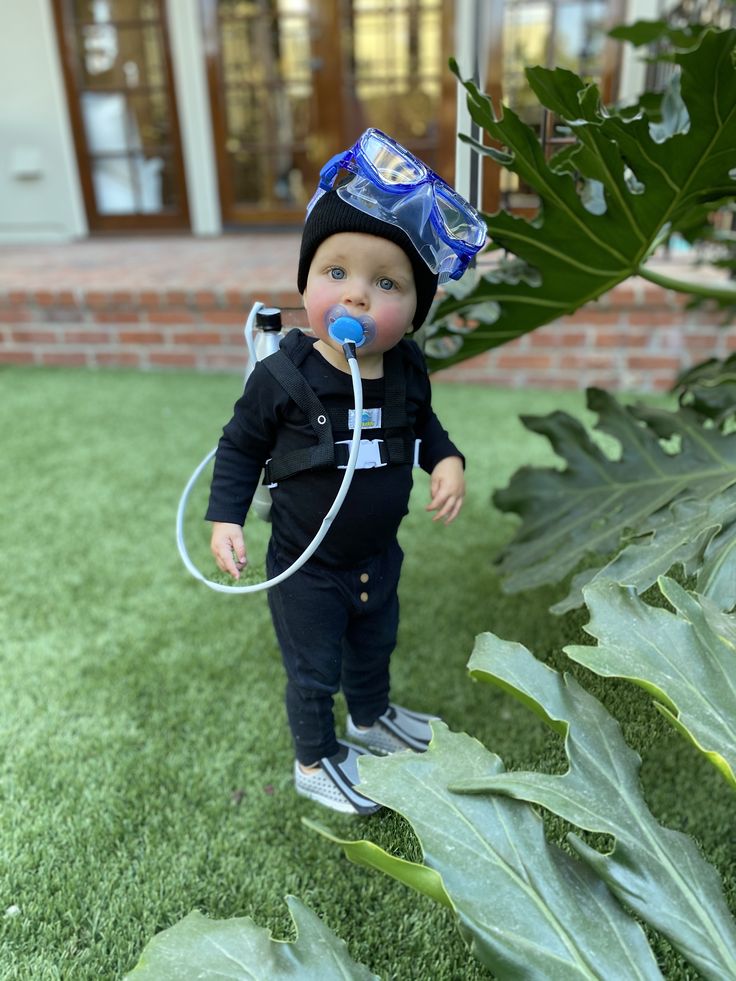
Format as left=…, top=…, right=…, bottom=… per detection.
left=378, top=277, right=395, bottom=291
left=329, top=267, right=346, bottom=280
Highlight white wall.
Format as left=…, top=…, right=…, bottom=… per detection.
left=0, top=0, right=87, bottom=242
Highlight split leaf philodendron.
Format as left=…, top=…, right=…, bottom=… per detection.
left=492, top=387, right=736, bottom=613
left=423, top=28, right=736, bottom=371
left=452, top=634, right=736, bottom=980
left=312, top=723, right=662, bottom=980
left=565, top=576, right=736, bottom=789
left=124, top=897, right=379, bottom=981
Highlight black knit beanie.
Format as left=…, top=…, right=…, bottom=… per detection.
left=297, top=189, right=438, bottom=330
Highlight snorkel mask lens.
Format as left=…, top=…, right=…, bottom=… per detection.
left=359, top=131, right=426, bottom=187
left=309, top=128, right=486, bottom=283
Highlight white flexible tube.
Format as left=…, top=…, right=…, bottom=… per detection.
left=175, top=349, right=364, bottom=594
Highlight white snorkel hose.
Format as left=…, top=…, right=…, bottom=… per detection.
left=175, top=309, right=367, bottom=594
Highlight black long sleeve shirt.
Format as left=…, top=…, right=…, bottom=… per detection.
left=205, top=332, right=462, bottom=567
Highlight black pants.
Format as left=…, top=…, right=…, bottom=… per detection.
left=266, top=539, right=404, bottom=765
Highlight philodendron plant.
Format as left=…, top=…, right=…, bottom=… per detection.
left=421, top=25, right=736, bottom=370
left=492, top=362, right=736, bottom=614
left=126, top=607, right=735, bottom=979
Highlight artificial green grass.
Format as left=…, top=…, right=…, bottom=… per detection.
left=0, top=365, right=733, bottom=980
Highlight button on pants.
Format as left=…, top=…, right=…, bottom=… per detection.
left=266, top=539, right=404, bottom=765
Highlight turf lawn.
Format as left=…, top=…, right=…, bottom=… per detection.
left=0, top=365, right=733, bottom=980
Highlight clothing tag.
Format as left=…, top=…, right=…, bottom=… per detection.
left=349, top=407, right=382, bottom=430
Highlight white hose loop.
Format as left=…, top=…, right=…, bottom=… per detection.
left=175, top=353, right=364, bottom=595
left=243, top=300, right=264, bottom=383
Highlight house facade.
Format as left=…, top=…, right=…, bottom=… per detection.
left=2, top=0, right=665, bottom=245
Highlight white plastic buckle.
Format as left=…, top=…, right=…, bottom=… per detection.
left=336, top=438, right=387, bottom=470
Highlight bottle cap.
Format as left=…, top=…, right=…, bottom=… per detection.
left=255, top=307, right=282, bottom=331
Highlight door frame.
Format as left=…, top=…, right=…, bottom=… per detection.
left=52, top=0, right=190, bottom=233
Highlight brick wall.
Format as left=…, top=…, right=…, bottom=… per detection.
left=1, top=279, right=734, bottom=392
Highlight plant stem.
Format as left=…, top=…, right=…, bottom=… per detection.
left=637, top=264, right=736, bottom=302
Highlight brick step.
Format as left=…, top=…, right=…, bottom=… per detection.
left=1, top=280, right=733, bottom=391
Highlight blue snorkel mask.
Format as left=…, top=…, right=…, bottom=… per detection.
left=307, top=128, right=487, bottom=285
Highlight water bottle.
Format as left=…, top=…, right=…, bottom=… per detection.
left=250, top=307, right=283, bottom=521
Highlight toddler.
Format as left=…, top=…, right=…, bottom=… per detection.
left=206, top=129, right=484, bottom=814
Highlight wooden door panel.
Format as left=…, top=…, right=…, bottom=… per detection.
left=53, top=0, right=190, bottom=232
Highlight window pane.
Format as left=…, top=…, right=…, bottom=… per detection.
left=78, top=23, right=164, bottom=89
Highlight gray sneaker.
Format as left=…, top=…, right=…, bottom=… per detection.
left=346, top=703, right=438, bottom=755
left=294, top=741, right=381, bottom=816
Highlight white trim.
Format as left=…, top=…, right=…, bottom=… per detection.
left=166, top=0, right=221, bottom=235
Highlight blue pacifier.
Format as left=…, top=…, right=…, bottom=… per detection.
left=325, top=305, right=377, bottom=348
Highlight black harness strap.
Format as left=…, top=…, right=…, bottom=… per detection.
left=262, top=345, right=335, bottom=483
left=381, top=346, right=411, bottom=463
left=262, top=330, right=416, bottom=483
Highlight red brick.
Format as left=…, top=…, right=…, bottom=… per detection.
left=0, top=310, right=31, bottom=323
left=40, top=351, right=88, bottom=366
left=83, top=291, right=113, bottom=309
left=594, top=330, right=648, bottom=347
left=649, top=375, right=678, bottom=391
left=119, top=330, right=165, bottom=344
left=149, top=352, right=197, bottom=367
left=526, top=375, right=579, bottom=389
left=643, top=285, right=669, bottom=304
left=203, top=310, right=246, bottom=326
left=95, top=352, right=142, bottom=367
left=560, top=354, right=617, bottom=370
left=565, top=309, right=620, bottom=325
left=110, top=290, right=134, bottom=305
left=682, top=332, right=719, bottom=349
left=164, top=290, right=189, bottom=306
left=55, top=291, right=77, bottom=305
left=138, top=291, right=163, bottom=306
left=627, top=311, right=678, bottom=326
left=147, top=310, right=195, bottom=324
left=200, top=353, right=244, bottom=371
left=225, top=290, right=247, bottom=307
left=173, top=331, right=223, bottom=345
left=627, top=355, right=681, bottom=370
left=193, top=290, right=219, bottom=307
left=608, top=285, right=637, bottom=304
left=43, top=307, right=85, bottom=323
left=0, top=350, right=35, bottom=364
left=11, top=329, right=58, bottom=343
left=94, top=311, right=141, bottom=323
left=528, top=330, right=586, bottom=347
left=32, top=290, right=57, bottom=306
left=495, top=354, right=552, bottom=370
left=64, top=330, right=111, bottom=344
left=7, top=291, right=29, bottom=304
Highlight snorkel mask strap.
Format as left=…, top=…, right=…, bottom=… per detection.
left=318, top=150, right=353, bottom=192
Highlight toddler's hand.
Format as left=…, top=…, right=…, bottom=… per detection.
left=210, top=522, right=247, bottom=579
left=426, top=456, right=465, bottom=524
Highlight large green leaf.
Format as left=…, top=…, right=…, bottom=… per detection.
left=423, top=29, right=736, bottom=371
left=124, top=897, right=379, bottom=981
left=317, top=724, right=662, bottom=980
left=565, top=576, right=736, bottom=788
left=492, top=388, right=736, bottom=612
left=453, top=634, right=736, bottom=980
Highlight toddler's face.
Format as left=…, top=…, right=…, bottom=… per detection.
left=303, top=232, right=417, bottom=357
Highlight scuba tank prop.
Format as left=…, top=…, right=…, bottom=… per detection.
left=175, top=302, right=371, bottom=595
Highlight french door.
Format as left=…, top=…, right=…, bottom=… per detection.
left=53, top=0, right=190, bottom=232
left=202, top=0, right=456, bottom=226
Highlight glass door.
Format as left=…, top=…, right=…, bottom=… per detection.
left=53, top=0, right=190, bottom=231
left=202, top=0, right=456, bottom=226
left=494, top=0, right=623, bottom=213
